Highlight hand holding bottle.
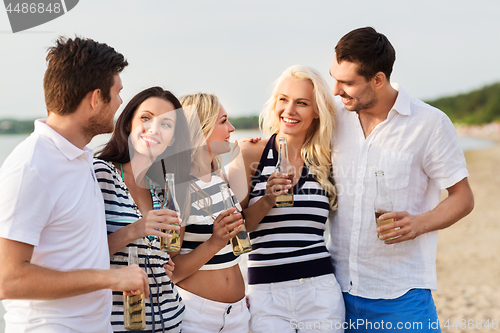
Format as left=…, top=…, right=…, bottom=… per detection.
left=220, top=184, right=252, bottom=255
left=133, top=208, right=181, bottom=240
left=264, top=172, right=293, bottom=206
left=111, top=264, right=149, bottom=298
left=208, top=208, right=242, bottom=251
left=376, top=210, right=419, bottom=244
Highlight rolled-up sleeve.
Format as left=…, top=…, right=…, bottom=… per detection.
left=422, top=114, right=469, bottom=190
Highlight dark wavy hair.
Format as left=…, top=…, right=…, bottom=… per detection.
left=96, top=86, right=192, bottom=218
left=44, top=36, right=128, bottom=115
left=335, top=27, right=396, bottom=81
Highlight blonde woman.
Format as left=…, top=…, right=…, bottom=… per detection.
left=234, top=65, right=345, bottom=332
left=169, top=93, right=251, bottom=332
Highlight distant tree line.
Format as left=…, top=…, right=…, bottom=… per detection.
left=0, top=119, right=34, bottom=134
left=229, top=115, right=259, bottom=129
left=3, top=83, right=499, bottom=134
left=426, top=82, right=500, bottom=125
left=0, top=115, right=261, bottom=135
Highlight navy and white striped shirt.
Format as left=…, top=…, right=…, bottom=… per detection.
left=247, top=134, right=334, bottom=284
left=181, top=173, right=241, bottom=270
left=93, top=159, right=184, bottom=333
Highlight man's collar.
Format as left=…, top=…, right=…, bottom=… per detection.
left=34, top=119, right=91, bottom=161
left=390, top=83, right=411, bottom=116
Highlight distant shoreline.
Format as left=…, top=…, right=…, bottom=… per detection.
left=455, top=122, right=500, bottom=142
left=2, top=117, right=500, bottom=140
left=0, top=117, right=261, bottom=135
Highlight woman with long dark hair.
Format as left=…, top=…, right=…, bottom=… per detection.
left=94, top=87, right=191, bottom=332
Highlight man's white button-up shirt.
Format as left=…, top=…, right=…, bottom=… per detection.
left=0, top=120, right=112, bottom=332
left=329, top=84, right=468, bottom=299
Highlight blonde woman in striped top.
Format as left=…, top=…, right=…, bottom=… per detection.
left=233, top=65, right=345, bottom=332
left=169, top=93, right=251, bottom=332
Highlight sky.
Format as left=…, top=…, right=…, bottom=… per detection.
left=1, top=0, right=500, bottom=120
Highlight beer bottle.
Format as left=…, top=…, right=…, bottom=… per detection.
left=374, top=170, right=397, bottom=240
left=275, top=136, right=294, bottom=207
left=160, top=173, right=181, bottom=252
left=219, top=183, right=252, bottom=255
left=124, top=247, right=146, bottom=330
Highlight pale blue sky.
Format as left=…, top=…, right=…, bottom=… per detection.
left=1, top=0, right=500, bottom=119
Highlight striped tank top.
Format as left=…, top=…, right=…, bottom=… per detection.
left=247, top=134, right=334, bottom=284
left=93, top=159, right=184, bottom=333
left=180, top=173, right=241, bottom=270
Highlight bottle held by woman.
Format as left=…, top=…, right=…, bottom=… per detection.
left=275, top=136, right=294, bottom=207
left=161, top=173, right=182, bottom=252
left=220, top=183, right=252, bottom=255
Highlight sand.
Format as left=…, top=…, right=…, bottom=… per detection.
left=433, top=144, right=500, bottom=332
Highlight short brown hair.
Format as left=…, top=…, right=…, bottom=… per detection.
left=43, top=36, right=128, bottom=115
left=335, top=27, right=395, bottom=81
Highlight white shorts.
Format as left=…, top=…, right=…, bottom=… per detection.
left=177, top=286, right=250, bottom=333
left=248, top=274, right=345, bottom=333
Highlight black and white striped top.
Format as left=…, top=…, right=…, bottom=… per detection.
left=181, top=173, right=241, bottom=270
left=93, top=159, right=184, bottom=333
left=247, top=134, right=334, bottom=285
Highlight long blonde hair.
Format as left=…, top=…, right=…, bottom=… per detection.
left=260, top=65, right=338, bottom=210
left=179, top=92, right=222, bottom=174
left=179, top=92, right=223, bottom=216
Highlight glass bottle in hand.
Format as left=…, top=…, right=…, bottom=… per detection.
left=219, top=183, right=252, bottom=255
left=275, top=136, right=294, bottom=207
left=160, top=173, right=181, bottom=252
left=124, top=246, right=146, bottom=331
left=374, top=170, right=397, bottom=240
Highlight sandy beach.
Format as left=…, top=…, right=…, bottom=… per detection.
left=433, top=143, right=500, bottom=332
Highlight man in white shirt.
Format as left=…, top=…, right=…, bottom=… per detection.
left=328, top=27, right=474, bottom=332
left=0, top=36, right=149, bottom=332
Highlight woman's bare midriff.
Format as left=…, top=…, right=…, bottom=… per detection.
left=177, top=264, right=245, bottom=303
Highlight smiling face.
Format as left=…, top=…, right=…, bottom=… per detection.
left=274, top=76, right=318, bottom=138
left=330, top=57, right=377, bottom=112
left=206, top=105, right=235, bottom=156
left=129, top=97, right=177, bottom=158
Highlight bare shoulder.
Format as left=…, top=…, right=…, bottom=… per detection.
left=239, top=139, right=269, bottom=165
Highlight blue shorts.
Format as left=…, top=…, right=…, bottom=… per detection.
left=343, top=289, right=441, bottom=333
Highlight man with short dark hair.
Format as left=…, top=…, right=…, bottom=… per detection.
left=328, top=27, right=474, bottom=332
left=0, top=36, right=149, bottom=332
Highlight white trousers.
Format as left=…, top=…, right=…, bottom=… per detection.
left=248, top=274, right=345, bottom=333
left=177, top=286, right=250, bottom=333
